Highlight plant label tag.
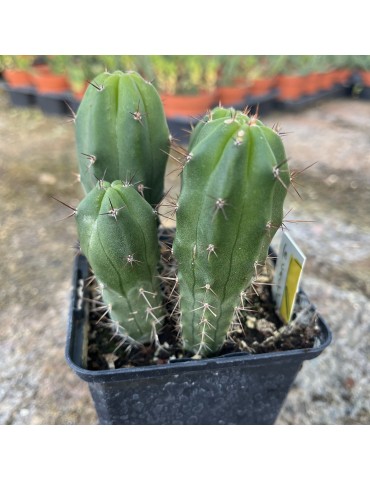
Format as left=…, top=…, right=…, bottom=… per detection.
left=272, top=232, right=306, bottom=324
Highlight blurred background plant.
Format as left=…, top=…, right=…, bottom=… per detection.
left=1, top=55, right=367, bottom=83
left=1, top=54, right=369, bottom=107
left=350, top=55, right=370, bottom=71
left=216, top=55, right=247, bottom=87
left=0, top=55, right=36, bottom=71
left=348, top=55, right=370, bottom=89
left=46, top=55, right=69, bottom=76
left=140, top=55, right=218, bottom=95
left=0, top=55, right=36, bottom=87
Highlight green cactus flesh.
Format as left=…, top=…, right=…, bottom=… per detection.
left=75, top=70, right=170, bottom=207
left=173, top=108, right=290, bottom=356
left=75, top=180, right=164, bottom=344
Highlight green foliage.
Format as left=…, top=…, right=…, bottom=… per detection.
left=143, top=55, right=218, bottom=95
left=216, top=55, right=245, bottom=86
left=349, top=55, right=370, bottom=70
left=0, top=55, right=35, bottom=70
left=46, top=55, right=69, bottom=75
left=65, top=56, right=90, bottom=93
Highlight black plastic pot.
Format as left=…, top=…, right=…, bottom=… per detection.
left=64, top=94, right=81, bottom=115
left=359, top=86, right=370, bottom=100
left=66, top=253, right=332, bottom=425
left=36, top=92, right=70, bottom=116
left=3, top=84, right=37, bottom=108
left=166, top=117, right=194, bottom=145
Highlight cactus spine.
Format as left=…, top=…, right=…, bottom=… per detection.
left=75, top=180, right=163, bottom=343
left=173, top=107, right=290, bottom=356
left=75, top=70, right=170, bottom=207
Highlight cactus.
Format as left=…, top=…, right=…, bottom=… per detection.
left=70, top=67, right=292, bottom=358
left=75, top=180, right=164, bottom=344
left=173, top=107, right=290, bottom=356
left=75, top=70, right=170, bottom=207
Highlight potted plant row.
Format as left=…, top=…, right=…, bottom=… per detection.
left=1, top=55, right=358, bottom=119
left=0, top=55, right=71, bottom=114
left=30, top=56, right=72, bottom=115
left=275, top=55, right=353, bottom=107
left=0, top=55, right=101, bottom=115
left=59, top=69, right=332, bottom=424
left=0, top=55, right=38, bottom=107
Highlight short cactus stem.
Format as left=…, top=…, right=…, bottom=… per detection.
left=173, top=106, right=290, bottom=355
left=75, top=181, right=164, bottom=344
left=75, top=71, right=170, bottom=207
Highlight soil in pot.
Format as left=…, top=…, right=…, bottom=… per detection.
left=81, top=233, right=321, bottom=371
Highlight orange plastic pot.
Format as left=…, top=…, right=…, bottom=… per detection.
left=328, top=70, right=338, bottom=86
left=3, top=69, right=33, bottom=88
left=277, top=75, right=303, bottom=101
left=32, top=71, right=70, bottom=94
left=337, top=69, right=352, bottom=84
left=216, top=85, right=249, bottom=106
left=161, top=91, right=215, bottom=118
left=360, top=71, right=370, bottom=87
left=249, top=77, right=275, bottom=97
left=318, top=72, right=334, bottom=91
left=301, top=72, right=320, bottom=96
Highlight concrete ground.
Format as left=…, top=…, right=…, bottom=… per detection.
left=0, top=88, right=369, bottom=424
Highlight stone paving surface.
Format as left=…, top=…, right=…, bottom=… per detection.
left=0, top=90, right=369, bottom=424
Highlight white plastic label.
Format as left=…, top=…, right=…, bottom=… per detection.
left=272, top=232, right=306, bottom=324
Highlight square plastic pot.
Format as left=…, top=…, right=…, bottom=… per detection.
left=4, top=85, right=36, bottom=108
left=36, top=92, right=70, bottom=116
left=66, top=254, right=332, bottom=425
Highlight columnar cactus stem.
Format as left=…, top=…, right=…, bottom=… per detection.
left=173, top=107, right=290, bottom=355
left=75, top=71, right=170, bottom=207
left=75, top=180, right=164, bottom=343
